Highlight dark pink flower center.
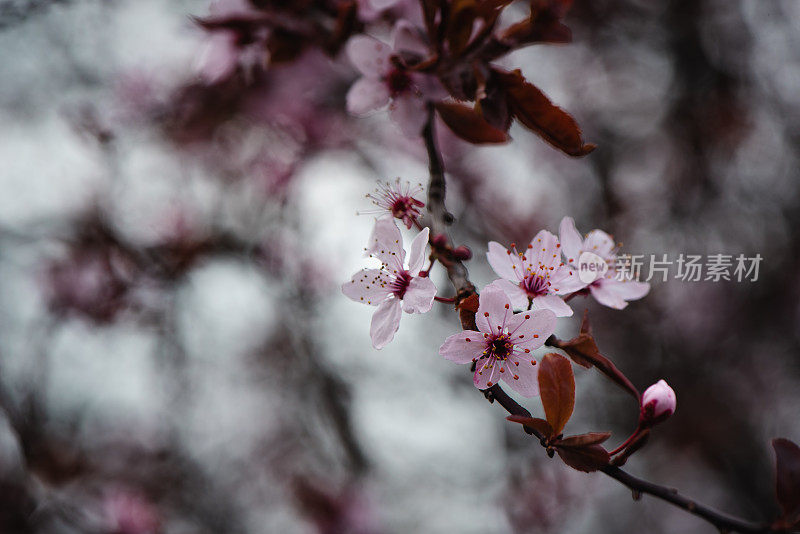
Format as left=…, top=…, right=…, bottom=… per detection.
left=520, top=274, right=549, bottom=297
left=391, top=197, right=424, bottom=222
left=385, top=67, right=413, bottom=97
left=488, top=333, right=514, bottom=360
left=390, top=270, right=413, bottom=299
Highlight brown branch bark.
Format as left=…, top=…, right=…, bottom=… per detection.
left=421, top=108, right=778, bottom=534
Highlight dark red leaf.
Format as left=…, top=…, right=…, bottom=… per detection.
left=499, top=16, right=570, bottom=47
left=773, top=438, right=800, bottom=526
left=538, top=353, right=575, bottom=435
left=327, top=1, right=359, bottom=55
left=446, top=0, right=478, bottom=56
left=457, top=293, right=479, bottom=330
left=419, top=0, right=440, bottom=42
left=556, top=443, right=610, bottom=473
left=553, top=311, right=640, bottom=401
left=436, top=102, right=510, bottom=144
left=495, top=69, right=595, bottom=157
left=477, top=70, right=512, bottom=131
left=457, top=293, right=480, bottom=313
left=474, top=0, right=515, bottom=28
left=506, top=415, right=554, bottom=438
left=559, top=432, right=611, bottom=448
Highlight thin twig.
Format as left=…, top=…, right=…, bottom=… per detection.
left=423, top=104, right=474, bottom=300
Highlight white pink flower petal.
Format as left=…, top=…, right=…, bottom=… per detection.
left=406, top=227, right=429, bottom=275
left=439, top=331, right=486, bottom=363
left=487, top=241, right=524, bottom=281
left=346, top=35, right=393, bottom=78
left=558, top=216, right=583, bottom=264
left=342, top=268, right=393, bottom=306
left=366, top=217, right=406, bottom=271
left=370, top=298, right=403, bottom=349
left=584, top=229, right=615, bottom=258
left=346, top=77, right=391, bottom=115
left=389, top=93, right=428, bottom=137
left=484, top=278, right=528, bottom=310
left=401, top=276, right=436, bottom=314
left=531, top=293, right=573, bottom=317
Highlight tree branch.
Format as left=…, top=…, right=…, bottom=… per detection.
left=421, top=108, right=777, bottom=534
left=423, top=104, right=474, bottom=300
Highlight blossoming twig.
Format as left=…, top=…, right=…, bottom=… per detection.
left=420, top=107, right=777, bottom=534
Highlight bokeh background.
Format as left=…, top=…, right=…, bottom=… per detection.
left=0, top=0, right=799, bottom=532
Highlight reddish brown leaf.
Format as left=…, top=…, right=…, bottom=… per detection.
left=495, top=69, right=595, bottom=157
left=553, top=311, right=640, bottom=401
left=474, top=0, right=515, bottom=28
left=327, top=1, right=359, bottom=55
left=419, top=0, right=439, bottom=40
left=457, top=293, right=480, bottom=313
left=506, top=415, right=554, bottom=439
left=447, top=0, right=478, bottom=56
left=556, top=444, right=610, bottom=473
left=773, top=438, right=800, bottom=526
left=559, top=432, right=611, bottom=448
left=477, top=70, right=512, bottom=131
left=457, top=293, right=479, bottom=330
left=436, top=102, right=510, bottom=144
left=538, top=353, right=575, bottom=435
left=499, top=16, right=570, bottom=47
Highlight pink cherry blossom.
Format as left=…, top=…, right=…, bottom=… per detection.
left=345, top=22, right=444, bottom=137
left=640, top=379, right=676, bottom=426
left=485, top=230, right=586, bottom=317
left=104, top=489, right=160, bottom=534
left=342, top=218, right=437, bottom=349
left=559, top=216, right=650, bottom=310
left=438, top=286, right=557, bottom=397
left=359, top=178, right=425, bottom=229
left=196, top=0, right=266, bottom=84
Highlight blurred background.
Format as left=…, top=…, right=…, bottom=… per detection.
left=0, top=0, right=799, bottom=532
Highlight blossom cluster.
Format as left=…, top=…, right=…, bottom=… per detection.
left=486, top=217, right=650, bottom=314
left=342, top=184, right=655, bottom=399
left=195, top=0, right=594, bottom=154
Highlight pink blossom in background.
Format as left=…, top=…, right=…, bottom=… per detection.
left=342, top=218, right=437, bottom=349
left=640, top=379, right=676, bottom=426
left=196, top=0, right=266, bottom=83
left=104, top=490, right=160, bottom=534
left=438, top=286, right=556, bottom=397
left=559, top=216, right=650, bottom=310
left=485, top=231, right=586, bottom=317
left=359, top=178, right=425, bottom=229
left=345, top=21, right=444, bottom=137
left=44, top=246, right=138, bottom=323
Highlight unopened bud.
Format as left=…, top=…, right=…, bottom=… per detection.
left=431, top=233, right=449, bottom=249
left=453, top=245, right=472, bottom=261
left=639, top=379, right=676, bottom=427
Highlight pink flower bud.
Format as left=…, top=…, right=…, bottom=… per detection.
left=639, top=379, right=676, bottom=426
left=431, top=233, right=449, bottom=249
left=452, top=245, right=472, bottom=261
